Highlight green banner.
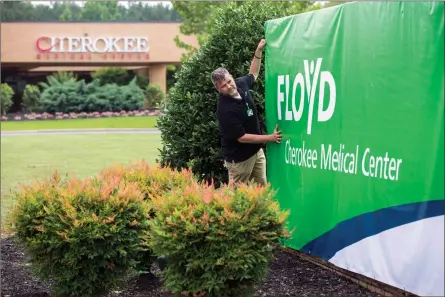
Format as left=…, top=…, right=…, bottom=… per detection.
left=264, top=2, right=444, bottom=296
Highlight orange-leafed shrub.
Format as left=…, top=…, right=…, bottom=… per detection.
left=98, top=161, right=196, bottom=202
left=148, top=181, right=291, bottom=297
left=9, top=171, right=152, bottom=297
left=97, top=161, right=197, bottom=272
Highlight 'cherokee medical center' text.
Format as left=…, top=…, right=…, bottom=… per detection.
left=284, top=140, right=403, bottom=181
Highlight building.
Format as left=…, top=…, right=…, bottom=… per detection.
left=1, top=21, right=199, bottom=100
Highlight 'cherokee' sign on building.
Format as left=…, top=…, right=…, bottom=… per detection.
left=35, top=36, right=150, bottom=53
left=1, top=21, right=199, bottom=93
left=34, top=35, right=151, bottom=61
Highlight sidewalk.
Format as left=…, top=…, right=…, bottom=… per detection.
left=1, top=128, right=161, bottom=136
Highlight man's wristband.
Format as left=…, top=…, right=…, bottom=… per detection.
left=254, top=54, right=261, bottom=59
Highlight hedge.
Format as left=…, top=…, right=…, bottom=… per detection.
left=157, top=1, right=306, bottom=186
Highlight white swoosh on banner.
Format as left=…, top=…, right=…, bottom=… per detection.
left=328, top=215, right=444, bottom=297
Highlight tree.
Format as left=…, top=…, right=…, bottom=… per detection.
left=2, top=0, right=180, bottom=21
left=172, top=1, right=225, bottom=60
left=144, top=84, right=165, bottom=109
left=59, top=3, right=72, bottom=21
left=22, top=84, right=41, bottom=113
left=77, top=1, right=120, bottom=21
left=0, top=83, right=15, bottom=115
left=157, top=1, right=319, bottom=187
left=1, top=1, right=36, bottom=20
left=172, top=1, right=318, bottom=61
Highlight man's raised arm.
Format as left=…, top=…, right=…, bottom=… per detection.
left=249, top=39, right=266, bottom=80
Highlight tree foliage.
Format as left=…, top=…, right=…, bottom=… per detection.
left=1, top=0, right=181, bottom=21
left=22, top=84, right=41, bottom=113
left=144, top=84, right=165, bottom=109
left=0, top=83, right=15, bottom=115
left=157, top=1, right=318, bottom=187
left=172, top=1, right=320, bottom=60
left=172, top=1, right=225, bottom=60
left=78, top=1, right=120, bottom=21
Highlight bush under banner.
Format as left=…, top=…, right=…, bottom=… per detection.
left=264, top=2, right=444, bottom=296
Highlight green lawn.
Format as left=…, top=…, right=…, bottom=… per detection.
left=1, top=133, right=162, bottom=225
left=1, top=116, right=159, bottom=131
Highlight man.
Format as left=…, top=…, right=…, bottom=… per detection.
left=212, top=39, right=282, bottom=185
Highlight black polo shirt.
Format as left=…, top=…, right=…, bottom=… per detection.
left=217, top=73, right=263, bottom=163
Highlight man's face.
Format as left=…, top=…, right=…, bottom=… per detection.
left=216, top=74, right=238, bottom=97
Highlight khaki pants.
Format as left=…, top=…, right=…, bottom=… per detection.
left=224, top=149, right=267, bottom=185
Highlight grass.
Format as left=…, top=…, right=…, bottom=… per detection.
left=1, top=133, right=162, bottom=225
left=0, top=116, right=159, bottom=131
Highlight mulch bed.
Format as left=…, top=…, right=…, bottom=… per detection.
left=1, top=234, right=381, bottom=297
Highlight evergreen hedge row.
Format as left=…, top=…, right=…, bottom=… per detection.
left=39, top=77, right=145, bottom=113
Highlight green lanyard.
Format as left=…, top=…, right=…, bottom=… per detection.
left=245, top=100, right=253, bottom=117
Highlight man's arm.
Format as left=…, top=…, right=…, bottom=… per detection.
left=238, top=133, right=272, bottom=144
left=249, top=39, right=266, bottom=81
left=238, top=124, right=281, bottom=144
left=219, top=111, right=282, bottom=144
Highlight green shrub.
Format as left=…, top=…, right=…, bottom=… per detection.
left=9, top=171, right=152, bottom=297
left=39, top=79, right=86, bottom=113
left=84, top=78, right=145, bottom=112
left=39, top=77, right=145, bottom=113
left=157, top=1, right=304, bottom=186
left=81, top=79, right=113, bottom=112
left=148, top=181, right=291, bottom=297
left=91, top=67, right=130, bottom=85
left=135, top=74, right=149, bottom=90
left=117, top=78, right=146, bottom=111
left=39, top=71, right=78, bottom=90
left=0, top=83, right=14, bottom=115
left=144, top=84, right=165, bottom=109
left=91, top=67, right=149, bottom=89
left=22, top=84, right=41, bottom=112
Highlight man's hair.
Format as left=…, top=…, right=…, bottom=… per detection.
left=211, top=67, right=230, bottom=87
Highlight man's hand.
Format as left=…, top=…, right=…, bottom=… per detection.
left=269, top=124, right=282, bottom=143
left=257, top=39, right=266, bottom=52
